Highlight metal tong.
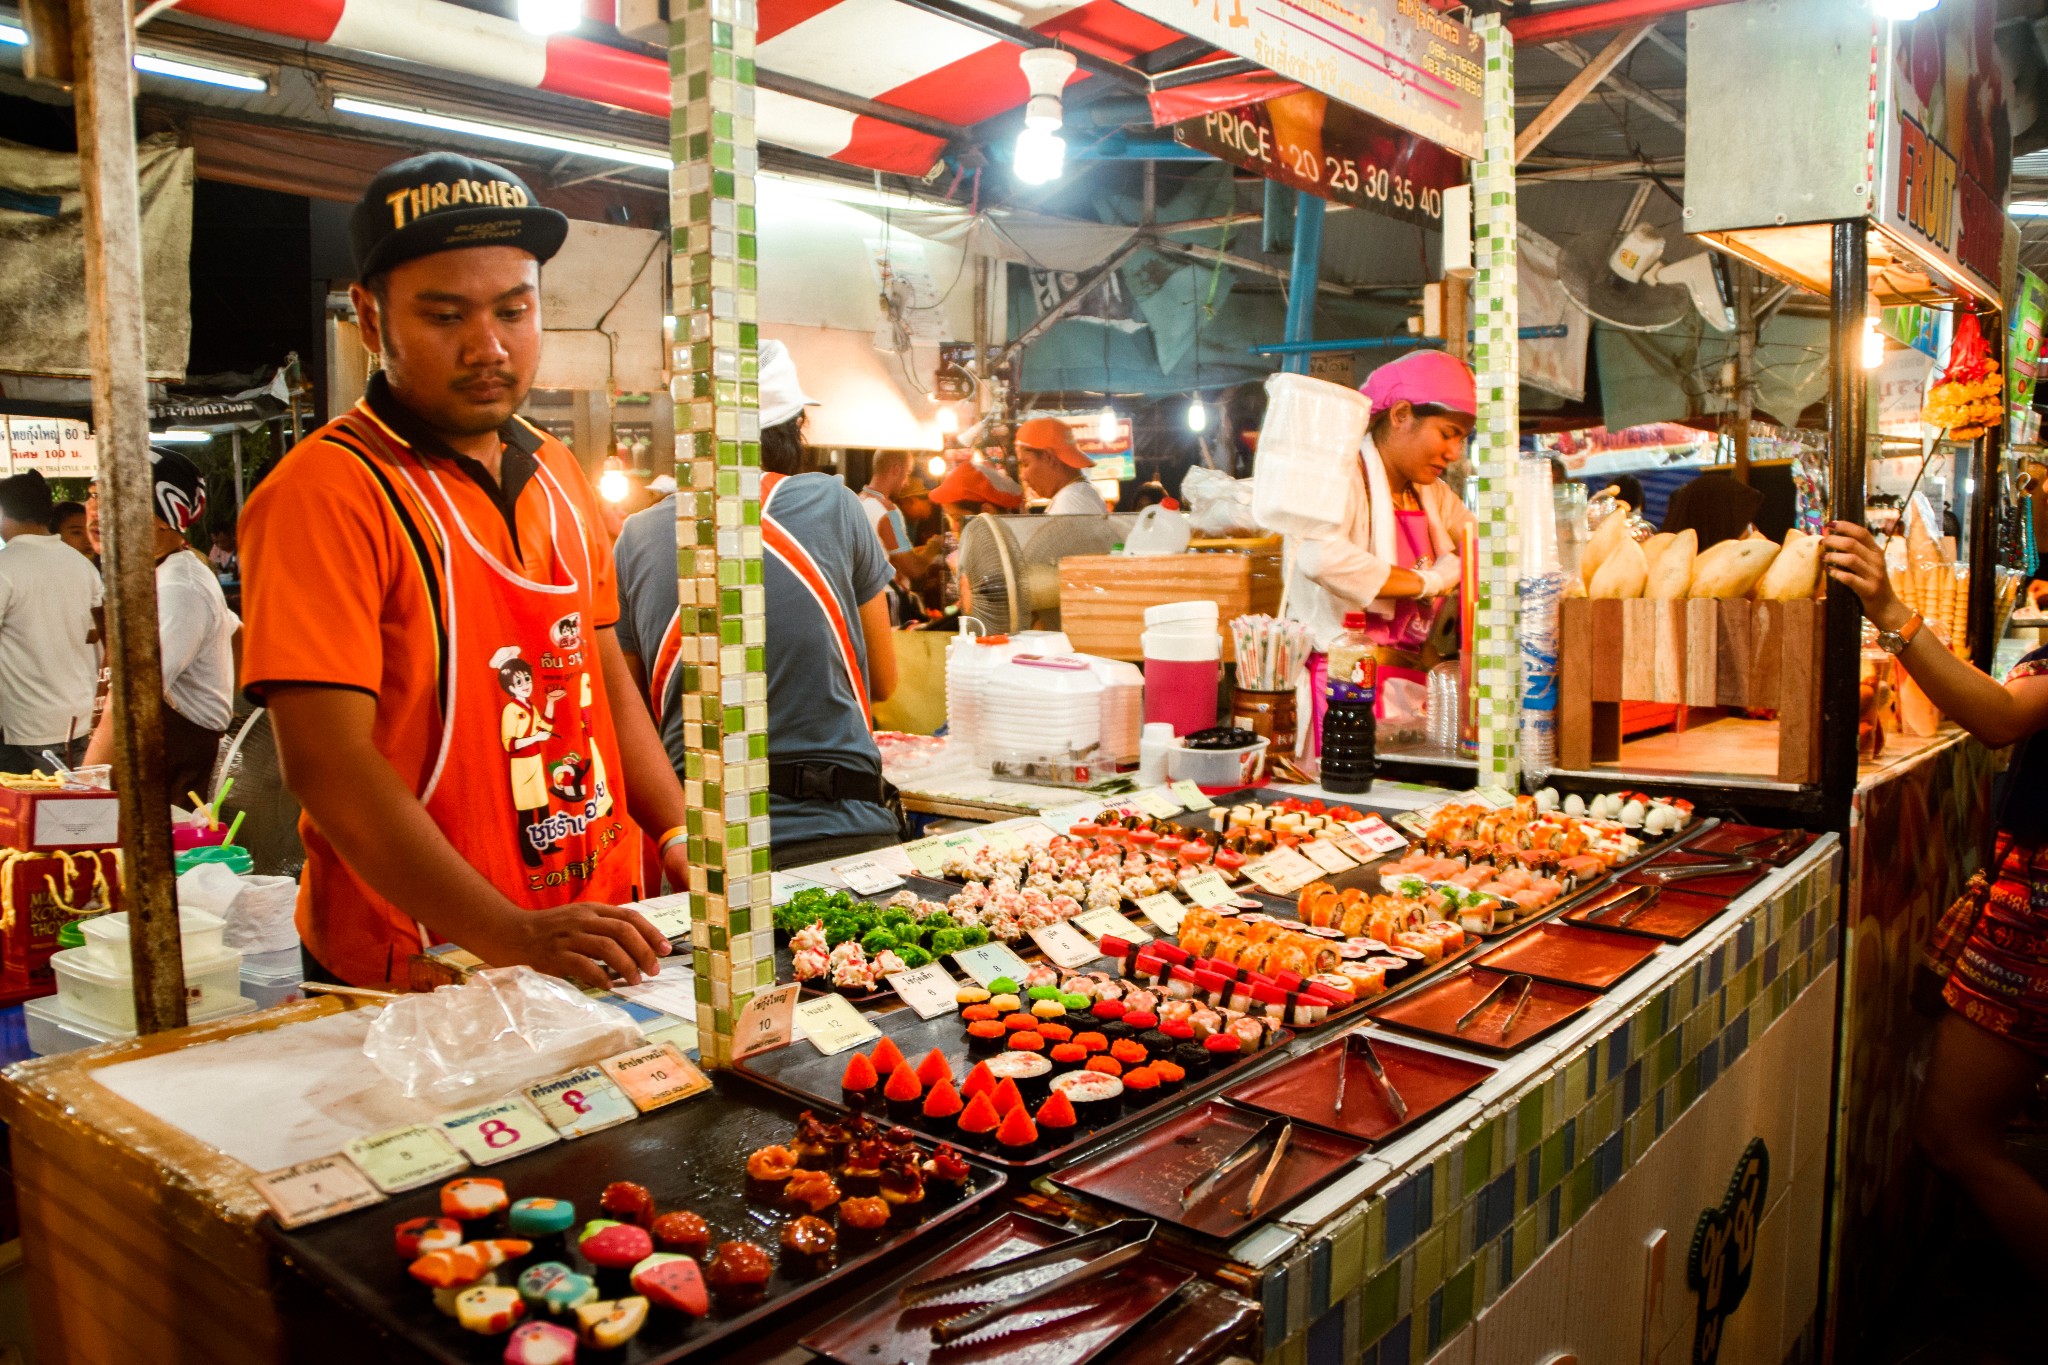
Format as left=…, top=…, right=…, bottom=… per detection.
left=1729, top=829, right=1803, bottom=862
left=1179, top=1116, right=1291, bottom=1216
left=1454, top=972, right=1534, bottom=1042
left=901, top=1219, right=1157, bottom=1344
left=1638, top=855, right=1758, bottom=886
left=1334, top=1032, right=1407, bottom=1122
left=1585, top=883, right=1662, bottom=928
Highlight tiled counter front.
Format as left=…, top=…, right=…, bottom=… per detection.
left=1240, top=839, right=1843, bottom=1365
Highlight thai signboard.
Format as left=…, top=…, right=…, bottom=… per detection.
left=2008, top=269, right=2046, bottom=420
left=3, top=417, right=96, bottom=477
left=1173, top=90, right=1464, bottom=226
left=1122, top=0, right=1482, bottom=158
left=1877, top=0, right=2009, bottom=302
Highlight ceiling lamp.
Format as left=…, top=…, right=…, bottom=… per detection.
left=928, top=454, right=948, bottom=478
left=936, top=406, right=960, bottom=435
left=599, top=456, right=631, bottom=503
left=1095, top=405, right=1118, bottom=444
left=517, top=0, right=582, bottom=34
left=1014, top=48, right=1076, bottom=186
left=1871, top=0, right=1938, bottom=19
left=1185, top=396, right=1208, bottom=433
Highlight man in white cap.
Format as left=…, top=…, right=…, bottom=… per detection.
left=614, top=341, right=904, bottom=868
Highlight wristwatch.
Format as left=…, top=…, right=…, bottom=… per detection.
left=1876, top=613, right=1923, bottom=656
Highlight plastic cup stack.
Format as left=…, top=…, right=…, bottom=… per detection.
left=1517, top=571, right=1566, bottom=775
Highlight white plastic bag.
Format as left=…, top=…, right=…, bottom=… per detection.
left=362, top=966, right=642, bottom=1104
left=224, top=875, right=300, bottom=954
left=175, top=861, right=242, bottom=918
left=1181, top=467, right=1261, bottom=538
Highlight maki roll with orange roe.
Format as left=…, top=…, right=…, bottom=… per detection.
left=966, top=1020, right=1006, bottom=1053
left=921, top=1078, right=963, bottom=1128
left=956, top=1093, right=1000, bottom=1146
left=991, top=1077, right=1026, bottom=1115
left=1002, top=1012, right=1039, bottom=1033
left=1109, top=1039, right=1148, bottom=1067
left=960, top=1062, right=997, bottom=1102
left=1084, top=1055, right=1123, bottom=1078
left=1034, top=1090, right=1078, bottom=1142
left=841, top=1053, right=880, bottom=1109
left=882, top=1063, right=923, bottom=1119
left=995, top=1106, right=1038, bottom=1156
left=869, top=1037, right=908, bottom=1076
left=1035, top=1022, right=1073, bottom=1044
left=1151, top=1059, right=1186, bottom=1097
left=1121, top=1066, right=1161, bottom=1107
left=1074, top=1031, right=1109, bottom=1055
left=915, top=1049, right=953, bottom=1089
left=960, top=1003, right=1001, bottom=1024
left=1048, top=1042, right=1088, bottom=1073
left=1006, top=1031, right=1046, bottom=1053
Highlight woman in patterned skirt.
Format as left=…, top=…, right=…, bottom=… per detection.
left=1826, top=519, right=2048, bottom=1278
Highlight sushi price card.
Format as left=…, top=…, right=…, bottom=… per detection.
left=600, top=1042, right=713, bottom=1110
left=1473, top=785, right=1519, bottom=809
left=1243, top=846, right=1323, bottom=895
left=903, top=831, right=983, bottom=877
left=1182, top=872, right=1237, bottom=908
left=1029, top=920, right=1102, bottom=969
left=524, top=1066, right=640, bottom=1137
left=1134, top=891, right=1188, bottom=935
left=625, top=892, right=693, bottom=942
left=438, top=1096, right=562, bottom=1166
left=951, top=941, right=1033, bottom=987
left=834, top=859, right=906, bottom=896
left=1300, top=838, right=1360, bottom=873
left=733, top=983, right=801, bottom=1060
left=1133, top=787, right=1183, bottom=818
left=344, top=1123, right=469, bottom=1193
left=252, top=1155, right=385, bottom=1229
left=1347, top=816, right=1409, bottom=854
left=1169, top=780, right=1214, bottom=810
left=791, top=994, right=883, bottom=1055
left=1072, top=907, right=1152, bottom=945
left=884, top=963, right=961, bottom=1019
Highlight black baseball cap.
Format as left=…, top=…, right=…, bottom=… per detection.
left=350, top=152, right=569, bottom=282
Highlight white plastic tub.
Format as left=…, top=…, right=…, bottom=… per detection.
left=1143, top=600, right=1219, bottom=629
left=1252, top=372, right=1368, bottom=537
left=25, top=992, right=256, bottom=1056
left=1166, top=737, right=1270, bottom=788
left=241, top=946, right=306, bottom=1008
left=51, top=943, right=246, bottom=1030
left=79, top=908, right=228, bottom=972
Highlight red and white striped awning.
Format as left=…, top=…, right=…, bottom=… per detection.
left=172, top=0, right=1204, bottom=179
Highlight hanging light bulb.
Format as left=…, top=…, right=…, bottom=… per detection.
left=1862, top=316, right=1886, bottom=371
left=1096, top=405, right=1118, bottom=444
left=516, top=0, right=582, bottom=34
left=936, top=406, right=960, bottom=435
left=1871, top=0, right=1938, bottom=20
left=598, top=456, right=631, bottom=504
left=928, top=454, right=948, bottom=478
left=1185, top=395, right=1208, bottom=433
left=1014, top=49, right=1076, bottom=185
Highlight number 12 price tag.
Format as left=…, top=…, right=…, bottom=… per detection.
left=791, top=993, right=883, bottom=1055
left=438, top=1096, right=561, bottom=1166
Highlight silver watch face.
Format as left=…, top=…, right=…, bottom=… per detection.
left=1879, top=631, right=1905, bottom=654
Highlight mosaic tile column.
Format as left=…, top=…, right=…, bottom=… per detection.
left=1468, top=15, right=1522, bottom=791
left=671, top=0, right=770, bottom=1068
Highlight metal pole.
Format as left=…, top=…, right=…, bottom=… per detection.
left=1280, top=191, right=1325, bottom=376
left=231, top=428, right=244, bottom=508
left=1732, top=261, right=1755, bottom=484
left=68, top=0, right=187, bottom=1031
left=1967, top=314, right=2001, bottom=674
left=1820, top=220, right=1869, bottom=830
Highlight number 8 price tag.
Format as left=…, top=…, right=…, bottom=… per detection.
left=437, top=1096, right=561, bottom=1166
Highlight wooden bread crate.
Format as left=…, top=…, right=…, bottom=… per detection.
left=1058, top=549, right=1284, bottom=662
left=1558, top=598, right=1823, bottom=784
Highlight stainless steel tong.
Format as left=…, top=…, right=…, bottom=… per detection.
left=1179, top=1116, right=1290, bottom=1213
left=1729, top=829, right=1804, bottom=862
left=1455, top=972, right=1534, bottom=1041
left=901, top=1219, right=1157, bottom=1344
left=1334, top=1032, right=1407, bottom=1122
left=1586, top=883, right=1662, bottom=927
left=1639, top=855, right=1758, bottom=886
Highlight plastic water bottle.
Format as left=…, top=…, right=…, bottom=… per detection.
left=1320, top=612, right=1377, bottom=795
left=1137, top=722, right=1174, bottom=785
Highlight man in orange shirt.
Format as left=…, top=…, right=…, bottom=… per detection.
left=240, top=154, right=684, bottom=989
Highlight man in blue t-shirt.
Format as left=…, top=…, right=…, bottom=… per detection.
left=615, top=342, right=902, bottom=870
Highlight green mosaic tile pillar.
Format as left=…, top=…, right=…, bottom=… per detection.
left=671, top=0, right=770, bottom=1068
left=1469, top=15, right=1521, bottom=790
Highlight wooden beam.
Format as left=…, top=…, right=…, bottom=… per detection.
left=67, top=0, right=188, bottom=1032
left=1549, top=38, right=1686, bottom=133
left=1516, top=22, right=1655, bottom=164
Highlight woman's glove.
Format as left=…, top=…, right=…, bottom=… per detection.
left=1416, top=554, right=1462, bottom=598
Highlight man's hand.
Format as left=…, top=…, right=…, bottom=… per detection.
left=1821, top=521, right=1913, bottom=632
left=468, top=901, right=671, bottom=990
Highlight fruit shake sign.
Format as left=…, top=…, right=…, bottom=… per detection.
left=1126, top=0, right=1481, bottom=159
left=1879, top=0, right=2010, bottom=302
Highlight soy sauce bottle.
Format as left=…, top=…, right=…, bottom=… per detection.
left=1321, top=612, right=1377, bottom=795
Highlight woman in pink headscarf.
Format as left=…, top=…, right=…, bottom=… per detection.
left=1285, top=350, right=1477, bottom=742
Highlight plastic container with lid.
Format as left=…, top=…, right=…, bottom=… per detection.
left=241, top=946, right=306, bottom=1008
left=1251, top=372, right=1369, bottom=538
left=25, top=992, right=257, bottom=1056
left=79, top=908, right=228, bottom=972
left=1142, top=626, right=1221, bottom=737
left=1165, top=736, right=1269, bottom=788
left=175, top=844, right=254, bottom=876
left=51, top=943, right=246, bottom=1030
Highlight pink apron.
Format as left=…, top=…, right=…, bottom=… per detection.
left=1307, top=509, right=1440, bottom=751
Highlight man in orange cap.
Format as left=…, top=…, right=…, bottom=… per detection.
left=1014, top=417, right=1108, bottom=516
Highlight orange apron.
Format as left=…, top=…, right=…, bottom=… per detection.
left=311, top=410, right=638, bottom=986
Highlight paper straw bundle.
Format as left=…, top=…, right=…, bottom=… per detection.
left=1231, top=615, right=1316, bottom=691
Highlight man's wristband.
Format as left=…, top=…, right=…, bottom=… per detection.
left=658, top=825, right=688, bottom=854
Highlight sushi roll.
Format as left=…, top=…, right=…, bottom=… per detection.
left=1002, top=1012, right=1040, bottom=1033
left=1048, top=1041, right=1089, bottom=1074
left=989, top=994, right=1022, bottom=1014
left=955, top=985, right=992, bottom=1006
left=1025, top=984, right=1061, bottom=1003
left=1035, top=1022, right=1074, bottom=1044
left=915, top=1048, right=954, bottom=1090
left=1173, top=1040, right=1212, bottom=1077
left=987, top=977, right=1020, bottom=998
left=994, top=1106, right=1039, bottom=1158
left=1049, top=1070, right=1125, bottom=1128
left=1074, top=1030, right=1109, bottom=1055
left=1083, top=1055, right=1124, bottom=1079
left=954, top=1094, right=1000, bottom=1149
left=1030, top=999, right=1067, bottom=1021
left=869, top=1038, right=908, bottom=1077
left=965, top=1020, right=1007, bottom=1053
left=921, top=1079, right=963, bottom=1131
left=1034, top=1091, right=1079, bottom=1145
left=960, top=1003, right=1001, bottom=1023
left=1006, top=1031, right=1047, bottom=1057
left=959, top=1061, right=998, bottom=1103
left=840, top=1054, right=880, bottom=1110
left=986, top=1054, right=1054, bottom=1104
left=1204, top=1033, right=1245, bottom=1067
left=1150, top=1059, right=1187, bottom=1097
left=882, top=1064, right=923, bottom=1120
left=1109, top=1038, right=1148, bottom=1068
left=1121, top=1066, right=1161, bottom=1109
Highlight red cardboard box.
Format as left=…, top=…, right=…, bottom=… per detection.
left=0, top=783, right=120, bottom=851
left=0, top=849, right=121, bottom=1003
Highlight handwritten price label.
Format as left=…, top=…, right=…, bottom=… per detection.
left=600, top=1042, right=712, bottom=1111
left=1348, top=815, right=1409, bottom=854
left=1072, top=908, right=1151, bottom=945
left=252, top=1155, right=385, bottom=1228
left=951, top=941, right=1032, bottom=987
left=1169, top=780, right=1214, bottom=811
left=1133, top=788, right=1182, bottom=818
left=524, top=1066, right=639, bottom=1139
left=886, top=962, right=962, bottom=1019
left=1181, top=872, right=1236, bottom=908
left=345, top=1123, right=468, bottom=1192
left=1133, top=891, right=1188, bottom=935
left=791, top=993, right=883, bottom=1055
left=733, top=982, right=800, bottom=1060
left=1028, top=920, right=1102, bottom=969
left=626, top=892, right=692, bottom=942
left=835, top=860, right=905, bottom=896
left=438, top=1096, right=561, bottom=1166
left=1300, top=837, right=1359, bottom=873
left=1473, top=785, right=1519, bottom=809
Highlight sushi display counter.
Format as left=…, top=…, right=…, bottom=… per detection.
left=0, top=781, right=1841, bottom=1365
